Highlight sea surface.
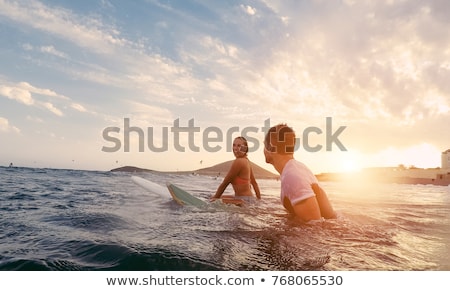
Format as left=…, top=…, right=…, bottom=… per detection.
left=1, top=166, right=449, bottom=271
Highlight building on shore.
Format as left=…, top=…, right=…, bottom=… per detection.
left=442, top=149, right=450, bottom=169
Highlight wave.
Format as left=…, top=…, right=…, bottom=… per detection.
left=0, top=240, right=221, bottom=271
left=1, top=167, right=449, bottom=271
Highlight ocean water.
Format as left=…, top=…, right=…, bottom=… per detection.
left=1, top=166, right=449, bottom=271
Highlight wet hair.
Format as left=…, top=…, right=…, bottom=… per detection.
left=264, top=124, right=296, bottom=154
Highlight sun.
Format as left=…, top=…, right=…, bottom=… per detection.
left=337, top=151, right=363, bottom=173
left=340, top=159, right=361, bottom=173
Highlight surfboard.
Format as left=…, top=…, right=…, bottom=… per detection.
left=166, top=183, right=209, bottom=207
left=132, top=176, right=247, bottom=208
left=167, top=183, right=248, bottom=207
left=131, top=176, right=169, bottom=198
left=131, top=176, right=208, bottom=207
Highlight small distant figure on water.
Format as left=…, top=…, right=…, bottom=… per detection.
left=9, top=162, right=14, bottom=168
left=211, top=136, right=261, bottom=203
left=264, top=124, right=336, bottom=222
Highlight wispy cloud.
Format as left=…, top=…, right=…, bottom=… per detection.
left=70, top=103, right=88, bottom=113
left=42, top=102, right=63, bottom=116
left=0, top=80, right=92, bottom=116
left=0, top=84, right=34, bottom=105
left=0, top=116, right=20, bottom=133
left=3, top=0, right=449, bottom=120
left=1, top=0, right=204, bottom=106
left=0, top=0, right=449, bottom=171
left=39, top=45, right=68, bottom=59
left=241, top=5, right=257, bottom=16
left=0, top=0, right=127, bottom=54
left=18, top=81, right=69, bottom=100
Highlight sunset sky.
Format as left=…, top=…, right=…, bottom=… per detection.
left=1, top=0, right=449, bottom=174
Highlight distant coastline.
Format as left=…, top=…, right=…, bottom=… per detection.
left=316, top=167, right=450, bottom=186
left=111, top=162, right=450, bottom=186
left=111, top=160, right=280, bottom=180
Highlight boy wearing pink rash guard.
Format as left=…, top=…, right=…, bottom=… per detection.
left=264, top=124, right=336, bottom=222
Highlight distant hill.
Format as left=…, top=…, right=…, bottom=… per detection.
left=111, top=166, right=157, bottom=173
left=193, top=160, right=279, bottom=179
left=111, top=160, right=279, bottom=179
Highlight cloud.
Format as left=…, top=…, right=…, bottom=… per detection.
left=128, top=101, right=174, bottom=124
left=1, top=1, right=203, bottom=105
left=3, top=1, right=449, bottom=123
left=0, top=80, right=67, bottom=104
left=0, top=85, right=34, bottom=105
left=0, top=116, right=20, bottom=133
left=238, top=1, right=450, bottom=124
left=0, top=80, right=95, bottom=116
left=42, top=102, right=63, bottom=116
left=39, top=45, right=68, bottom=58
left=241, top=5, right=256, bottom=16
left=26, top=115, right=44, bottom=123
left=70, top=103, right=88, bottom=113
left=0, top=0, right=128, bottom=55
left=18, top=82, right=69, bottom=100
left=21, top=43, right=68, bottom=59
left=0, top=1, right=449, bottom=171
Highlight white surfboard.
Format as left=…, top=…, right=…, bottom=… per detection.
left=131, top=176, right=169, bottom=198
